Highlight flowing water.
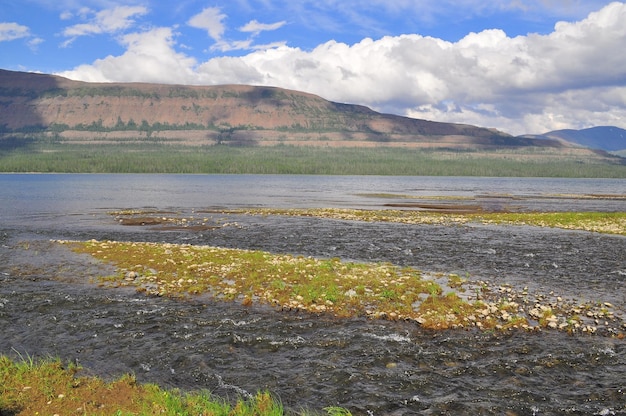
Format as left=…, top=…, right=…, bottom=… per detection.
left=1, top=174, right=625, bottom=415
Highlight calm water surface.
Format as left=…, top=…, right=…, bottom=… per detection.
left=1, top=174, right=625, bottom=415
left=1, top=173, right=625, bottom=214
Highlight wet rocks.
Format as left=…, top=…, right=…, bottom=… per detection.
left=125, top=271, right=139, bottom=280
left=111, top=210, right=241, bottom=231
left=469, top=280, right=625, bottom=336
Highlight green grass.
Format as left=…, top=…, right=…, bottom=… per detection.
left=65, top=239, right=458, bottom=324
left=60, top=237, right=542, bottom=330
left=58, top=231, right=624, bottom=334
left=0, top=354, right=348, bottom=415
left=1, top=141, right=625, bottom=177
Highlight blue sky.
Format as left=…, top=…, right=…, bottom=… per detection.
left=1, top=0, right=625, bottom=135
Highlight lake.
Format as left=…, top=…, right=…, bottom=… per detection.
left=1, top=174, right=625, bottom=415
left=1, top=174, right=625, bottom=217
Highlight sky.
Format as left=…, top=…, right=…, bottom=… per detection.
left=1, top=1, right=625, bottom=136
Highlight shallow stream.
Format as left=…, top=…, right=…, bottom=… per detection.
left=1, top=209, right=625, bottom=415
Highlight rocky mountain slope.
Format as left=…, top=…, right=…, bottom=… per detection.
left=0, top=69, right=557, bottom=149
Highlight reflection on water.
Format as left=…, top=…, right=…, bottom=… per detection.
left=1, top=174, right=625, bottom=414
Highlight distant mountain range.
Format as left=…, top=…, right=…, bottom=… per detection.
left=0, top=69, right=623, bottom=159
left=521, top=126, right=626, bottom=155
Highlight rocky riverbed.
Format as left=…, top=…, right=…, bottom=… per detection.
left=1, top=208, right=626, bottom=414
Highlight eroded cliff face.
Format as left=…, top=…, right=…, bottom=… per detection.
left=10, top=69, right=599, bottom=154
left=0, top=71, right=329, bottom=130
left=0, top=69, right=510, bottom=140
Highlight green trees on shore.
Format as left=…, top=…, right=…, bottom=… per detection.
left=1, top=141, right=624, bottom=177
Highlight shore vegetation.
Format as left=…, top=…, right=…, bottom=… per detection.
left=1, top=141, right=625, bottom=177
left=1, top=353, right=347, bottom=415
left=0, top=354, right=298, bottom=416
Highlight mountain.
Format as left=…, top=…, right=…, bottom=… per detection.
left=527, top=127, right=626, bottom=154
left=0, top=69, right=547, bottom=149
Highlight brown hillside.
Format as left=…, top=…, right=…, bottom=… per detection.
left=0, top=69, right=551, bottom=148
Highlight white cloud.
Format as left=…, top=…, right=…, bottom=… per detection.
left=187, top=7, right=227, bottom=41
left=187, top=7, right=286, bottom=52
left=57, top=27, right=198, bottom=84
left=0, top=21, right=42, bottom=51
left=58, top=2, right=626, bottom=135
left=187, top=8, right=286, bottom=52
left=0, top=22, right=31, bottom=41
left=239, top=19, right=286, bottom=35
left=212, top=39, right=255, bottom=52
left=62, top=5, right=148, bottom=39
left=27, top=36, right=45, bottom=50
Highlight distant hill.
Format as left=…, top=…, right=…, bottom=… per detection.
left=0, top=69, right=557, bottom=149
left=521, top=126, right=626, bottom=154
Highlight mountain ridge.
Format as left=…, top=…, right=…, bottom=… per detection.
left=520, top=126, right=626, bottom=154
left=0, top=69, right=545, bottom=149
left=0, top=69, right=622, bottom=157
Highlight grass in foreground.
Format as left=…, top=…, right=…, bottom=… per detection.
left=1, top=354, right=330, bottom=416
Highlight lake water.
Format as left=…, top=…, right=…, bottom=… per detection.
left=1, top=174, right=625, bottom=415
left=1, top=174, right=625, bottom=218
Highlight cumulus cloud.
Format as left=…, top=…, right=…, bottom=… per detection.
left=58, top=2, right=626, bottom=135
left=57, top=27, right=198, bottom=84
